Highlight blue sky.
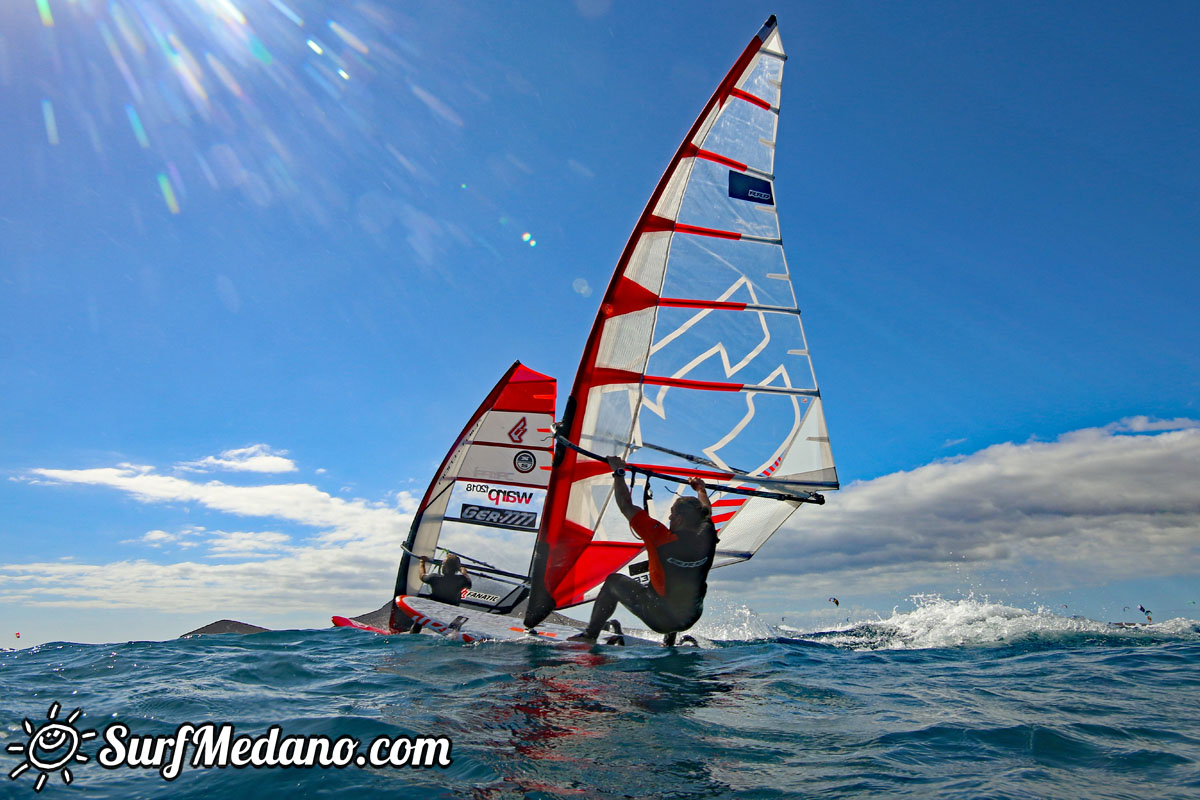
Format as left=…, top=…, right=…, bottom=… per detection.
left=2, top=1, right=1197, bottom=646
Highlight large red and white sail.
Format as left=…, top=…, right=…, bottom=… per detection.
left=526, top=17, right=837, bottom=625
left=388, top=362, right=555, bottom=631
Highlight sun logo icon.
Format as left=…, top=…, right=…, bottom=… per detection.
left=6, top=702, right=97, bottom=793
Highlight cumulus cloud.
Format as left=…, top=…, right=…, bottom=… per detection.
left=23, top=463, right=395, bottom=544
left=206, top=531, right=293, bottom=557
left=717, top=419, right=1200, bottom=607
left=178, top=444, right=297, bottom=474
left=5, top=418, right=1197, bottom=626
left=121, top=527, right=205, bottom=549
left=6, top=462, right=410, bottom=614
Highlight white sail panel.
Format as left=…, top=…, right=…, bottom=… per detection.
left=625, top=231, right=674, bottom=291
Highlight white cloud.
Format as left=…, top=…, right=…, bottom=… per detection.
left=6, top=460, right=411, bottom=617
left=24, top=464, right=395, bottom=543
left=206, top=531, right=292, bottom=557
left=5, top=418, right=1197, bottom=631
left=123, top=526, right=294, bottom=557
left=178, top=444, right=297, bottom=474
left=1104, top=416, right=1200, bottom=434
left=121, top=526, right=205, bottom=549
left=718, top=418, right=1200, bottom=609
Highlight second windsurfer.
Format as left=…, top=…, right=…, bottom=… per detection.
left=409, top=554, right=472, bottom=633
left=568, top=456, right=717, bottom=645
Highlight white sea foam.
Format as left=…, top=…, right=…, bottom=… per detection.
left=777, top=594, right=1199, bottom=651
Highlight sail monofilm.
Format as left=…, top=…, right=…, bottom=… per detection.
left=526, top=17, right=837, bottom=625
left=388, top=362, right=556, bottom=631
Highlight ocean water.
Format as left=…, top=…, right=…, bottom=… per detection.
left=2, top=598, right=1198, bottom=799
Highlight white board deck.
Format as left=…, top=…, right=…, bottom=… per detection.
left=394, top=595, right=657, bottom=646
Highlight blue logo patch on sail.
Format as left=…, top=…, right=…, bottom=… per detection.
left=728, top=171, right=774, bottom=205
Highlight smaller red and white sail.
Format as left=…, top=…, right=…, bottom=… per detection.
left=388, top=362, right=555, bottom=631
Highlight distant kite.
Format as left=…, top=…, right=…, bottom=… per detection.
left=828, top=597, right=839, bottom=607
left=1138, top=604, right=1153, bottom=622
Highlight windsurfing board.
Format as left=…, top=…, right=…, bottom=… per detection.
left=331, top=615, right=396, bottom=635
left=394, top=595, right=657, bottom=646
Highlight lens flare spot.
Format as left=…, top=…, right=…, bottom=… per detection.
left=306, top=39, right=324, bottom=55
left=215, top=0, right=248, bottom=26
left=41, top=100, right=59, bottom=145
left=338, top=69, right=349, bottom=80
left=249, top=35, right=272, bottom=65
left=157, top=173, right=180, bottom=214
left=36, top=0, right=54, bottom=27
left=328, top=20, right=369, bottom=55
left=206, top=53, right=245, bottom=99
left=125, top=105, right=149, bottom=148
left=522, top=232, right=531, bottom=242
left=267, top=0, right=304, bottom=27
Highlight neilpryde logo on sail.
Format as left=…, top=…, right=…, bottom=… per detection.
left=728, top=171, right=774, bottom=205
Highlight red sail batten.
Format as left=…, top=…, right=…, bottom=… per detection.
left=643, top=375, right=745, bottom=392
left=644, top=215, right=744, bottom=241
left=682, top=142, right=748, bottom=171
left=729, top=87, right=771, bottom=110
left=658, top=297, right=749, bottom=311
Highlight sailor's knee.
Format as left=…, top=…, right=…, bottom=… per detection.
left=601, top=573, right=636, bottom=594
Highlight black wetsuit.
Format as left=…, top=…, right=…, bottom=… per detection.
left=409, top=570, right=472, bottom=633
left=422, top=571, right=471, bottom=605
left=581, top=510, right=717, bottom=638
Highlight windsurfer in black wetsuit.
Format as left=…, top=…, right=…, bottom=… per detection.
left=408, top=554, right=472, bottom=633
left=568, top=456, right=717, bottom=646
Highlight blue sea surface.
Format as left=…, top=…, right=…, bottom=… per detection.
left=2, top=598, right=1198, bottom=799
